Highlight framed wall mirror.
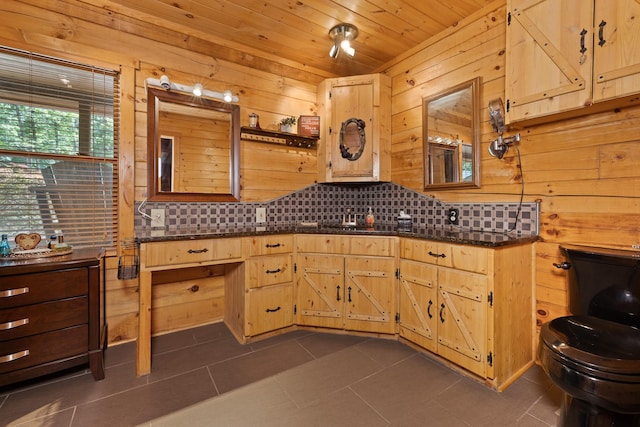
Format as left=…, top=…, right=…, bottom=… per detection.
left=147, top=87, right=240, bottom=201
left=423, top=77, right=480, bottom=190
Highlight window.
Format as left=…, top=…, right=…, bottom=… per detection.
left=0, top=46, right=119, bottom=249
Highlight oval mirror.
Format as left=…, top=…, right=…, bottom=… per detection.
left=339, top=118, right=366, bottom=161
left=423, top=77, right=480, bottom=190
left=147, top=87, right=240, bottom=201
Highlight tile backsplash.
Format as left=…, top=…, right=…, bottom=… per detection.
left=136, top=182, right=539, bottom=236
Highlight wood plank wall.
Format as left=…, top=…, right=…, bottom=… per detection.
left=384, top=1, right=640, bottom=329
left=2, top=0, right=639, bottom=344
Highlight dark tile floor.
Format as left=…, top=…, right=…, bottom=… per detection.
left=0, top=322, right=562, bottom=426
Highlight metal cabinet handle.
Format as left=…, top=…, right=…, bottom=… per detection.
left=265, top=243, right=281, bottom=248
left=348, top=286, right=352, bottom=303
left=0, top=349, right=29, bottom=364
left=579, top=28, right=588, bottom=54
left=265, top=268, right=282, bottom=274
left=0, top=287, right=29, bottom=298
left=553, top=262, right=571, bottom=270
left=0, top=318, right=29, bottom=330
left=336, top=285, right=341, bottom=301
left=427, top=300, right=433, bottom=319
left=598, top=20, right=607, bottom=46
left=428, top=251, right=446, bottom=258
left=187, top=248, right=208, bottom=254
left=439, top=303, right=445, bottom=323
left=265, top=306, right=281, bottom=313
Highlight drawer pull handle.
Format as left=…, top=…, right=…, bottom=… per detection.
left=0, top=318, right=29, bottom=330
left=0, top=287, right=30, bottom=298
left=187, top=248, right=209, bottom=254
left=265, top=268, right=281, bottom=274
left=265, top=243, right=281, bottom=248
left=0, top=349, right=29, bottom=364
left=439, top=303, right=446, bottom=323
left=265, top=306, right=281, bottom=313
left=427, top=300, right=433, bottom=319
left=428, top=251, right=446, bottom=258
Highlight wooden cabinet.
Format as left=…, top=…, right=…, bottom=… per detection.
left=295, top=235, right=397, bottom=334
left=0, top=248, right=105, bottom=387
left=505, top=0, right=640, bottom=126
left=316, top=73, right=391, bottom=183
left=243, top=235, right=294, bottom=337
left=399, top=238, right=535, bottom=390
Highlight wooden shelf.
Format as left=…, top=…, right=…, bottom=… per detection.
left=240, top=127, right=317, bottom=149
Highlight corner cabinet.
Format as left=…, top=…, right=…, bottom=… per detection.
left=505, top=0, right=640, bottom=126
left=0, top=248, right=106, bottom=387
left=295, top=235, right=397, bottom=334
left=317, top=73, right=391, bottom=183
left=398, top=239, right=535, bottom=390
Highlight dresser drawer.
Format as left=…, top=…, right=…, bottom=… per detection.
left=0, top=325, right=88, bottom=374
left=143, top=238, right=242, bottom=268
left=247, top=254, right=292, bottom=289
left=246, top=235, right=294, bottom=256
left=0, top=268, right=88, bottom=309
left=0, top=296, right=87, bottom=341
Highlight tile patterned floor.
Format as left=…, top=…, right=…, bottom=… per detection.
left=0, top=323, right=562, bottom=426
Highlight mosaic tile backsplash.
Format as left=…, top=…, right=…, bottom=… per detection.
left=135, top=182, right=539, bottom=236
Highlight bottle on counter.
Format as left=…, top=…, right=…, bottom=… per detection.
left=0, top=234, right=11, bottom=256
left=48, top=234, right=57, bottom=249
left=366, top=207, right=375, bottom=227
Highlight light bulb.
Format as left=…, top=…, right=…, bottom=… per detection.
left=340, top=40, right=355, bottom=57
left=223, top=90, right=233, bottom=103
left=192, top=83, right=203, bottom=97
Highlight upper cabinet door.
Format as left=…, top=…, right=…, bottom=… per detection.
left=593, top=0, right=640, bottom=102
left=317, top=74, right=391, bottom=183
left=505, top=0, right=594, bottom=124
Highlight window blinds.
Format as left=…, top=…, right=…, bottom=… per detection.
left=0, top=46, right=119, bottom=249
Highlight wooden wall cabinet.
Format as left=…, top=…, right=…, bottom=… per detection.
left=506, top=0, right=640, bottom=126
left=295, top=235, right=397, bottom=334
left=399, top=239, right=535, bottom=390
left=316, top=74, right=391, bottom=183
left=243, top=235, right=294, bottom=338
left=0, top=249, right=105, bottom=387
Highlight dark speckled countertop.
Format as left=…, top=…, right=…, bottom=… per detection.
left=137, top=223, right=538, bottom=247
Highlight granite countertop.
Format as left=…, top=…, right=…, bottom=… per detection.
left=137, top=223, right=538, bottom=248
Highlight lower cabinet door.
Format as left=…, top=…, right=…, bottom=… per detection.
left=295, top=254, right=344, bottom=329
left=436, top=268, right=488, bottom=377
left=398, top=260, right=438, bottom=352
left=246, top=284, right=293, bottom=336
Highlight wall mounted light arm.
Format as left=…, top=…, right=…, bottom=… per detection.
left=145, top=76, right=239, bottom=103
left=487, top=98, right=520, bottom=159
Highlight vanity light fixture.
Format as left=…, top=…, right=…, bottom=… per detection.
left=145, top=76, right=239, bottom=103
left=488, top=98, right=520, bottom=159
left=328, top=23, right=358, bottom=58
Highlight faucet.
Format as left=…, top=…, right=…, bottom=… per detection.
left=342, top=208, right=358, bottom=227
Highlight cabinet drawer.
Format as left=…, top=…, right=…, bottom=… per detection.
left=296, top=234, right=395, bottom=257
left=246, top=284, right=293, bottom=336
left=0, top=268, right=88, bottom=309
left=401, top=239, right=488, bottom=274
left=246, top=235, right=293, bottom=256
left=143, top=238, right=242, bottom=268
left=0, top=296, right=87, bottom=341
left=0, top=325, right=88, bottom=374
left=247, top=254, right=292, bottom=289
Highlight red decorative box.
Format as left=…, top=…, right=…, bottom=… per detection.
left=297, top=115, right=320, bottom=137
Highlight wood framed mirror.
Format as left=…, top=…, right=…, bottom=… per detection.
left=147, top=86, right=240, bottom=202
left=423, top=77, right=480, bottom=190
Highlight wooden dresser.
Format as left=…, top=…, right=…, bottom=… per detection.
left=0, top=248, right=106, bottom=387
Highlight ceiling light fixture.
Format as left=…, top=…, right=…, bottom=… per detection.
left=145, top=76, right=239, bottom=103
left=328, top=23, right=358, bottom=58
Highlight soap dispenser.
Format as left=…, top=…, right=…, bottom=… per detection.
left=366, top=207, right=375, bottom=227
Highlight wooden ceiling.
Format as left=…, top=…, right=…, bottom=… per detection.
left=94, top=0, right=497, bottom=80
